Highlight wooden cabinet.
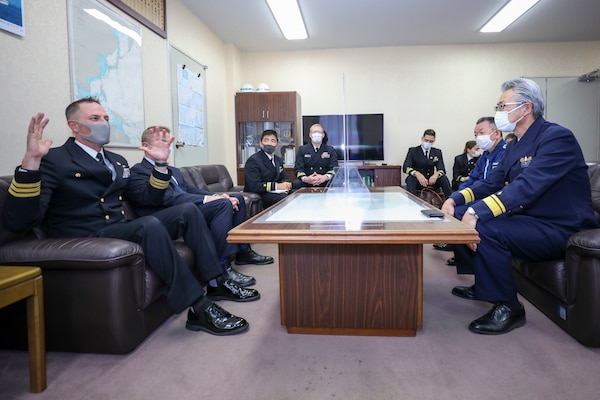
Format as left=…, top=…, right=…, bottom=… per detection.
left=235, top=91, right=301, bottom=185
left=236, top=92, right=300, bottom=122
left=357, top=165, right=402, bottom=187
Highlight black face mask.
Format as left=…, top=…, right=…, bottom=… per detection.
left=263, top=144, right=276, bottom=155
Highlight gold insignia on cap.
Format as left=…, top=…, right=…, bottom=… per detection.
left=75, top=173, right=82, bottom=178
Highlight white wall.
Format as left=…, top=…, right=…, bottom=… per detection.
left=239, top=42, right=600, bottom=169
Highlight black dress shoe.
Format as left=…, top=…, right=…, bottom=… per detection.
left=446, top=257, right=457, bottom=266
left=433, top=243, right=454, bottom=251
left=235, top=248, right=274, bottom=265
left=225, top=266, right=256, bottom=287
left=451, top=285, right=476, bottom=300
left=186, top=303, right=249, bottom=335
left=469, top=303, right=526, bottom=335
left=207, top=279, right=261, bottom=302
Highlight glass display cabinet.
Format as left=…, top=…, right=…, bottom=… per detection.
left=235, top=91, right=301, bottom=185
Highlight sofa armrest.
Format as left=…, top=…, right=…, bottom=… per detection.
left=567, top=228, right=600, bottom=257
left=0, top=237, right=144, bottom=269
left=564, top=228, right=600, bottom=346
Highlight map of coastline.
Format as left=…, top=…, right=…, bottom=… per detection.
left=69, top=0, right=144, bottom=147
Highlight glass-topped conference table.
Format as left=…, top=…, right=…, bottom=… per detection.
left=227, top=187, right=479, bottom=337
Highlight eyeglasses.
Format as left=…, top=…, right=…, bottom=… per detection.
left=494, top=102, right=523, bottom=112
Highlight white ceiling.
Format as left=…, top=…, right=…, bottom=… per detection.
left=178, top=0, right=600, bottom=53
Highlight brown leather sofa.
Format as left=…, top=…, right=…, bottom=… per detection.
left=179, top=164, right=263, bottom=217
left=0, top=164, right=261, bottom=354
left=512, top=162, right=600, bottom=347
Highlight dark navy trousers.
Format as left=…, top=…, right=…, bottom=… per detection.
left=453, top=207, right=573, bottom=303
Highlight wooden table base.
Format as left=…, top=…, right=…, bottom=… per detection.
left=279, top=243, right=422, bottom=336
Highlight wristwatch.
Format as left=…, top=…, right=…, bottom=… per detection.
left=466, top=207, right=479, bottom=219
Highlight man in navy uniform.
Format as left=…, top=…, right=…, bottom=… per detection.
left=403, top=129, right=452, bottom=197
left=442, top=116, right=507, bottom=265
left=130, top=125, right=274, bottom=284
left=293, top=123, right=338, bottom=189
left=3, top=98, right=257, bottom=336
left=244, top=129, right=292, bottom=208
left=442, top=78, right=597, bottom=335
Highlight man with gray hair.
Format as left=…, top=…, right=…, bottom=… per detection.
left=441, top=78, right=596, bottom=335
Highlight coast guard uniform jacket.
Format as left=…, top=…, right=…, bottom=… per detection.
left=458, top=139, right=507, bottom=191
left=452, top=119, right=595, bottom=226
left=450, top=118, right=597, bottom=303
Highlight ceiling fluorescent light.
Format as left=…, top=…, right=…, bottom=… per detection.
left=266, top=0, right=308, bottom=40
left=480, top=0, right=540, bottom=33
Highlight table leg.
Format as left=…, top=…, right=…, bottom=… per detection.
left=26, top=276, right=46, bottom=393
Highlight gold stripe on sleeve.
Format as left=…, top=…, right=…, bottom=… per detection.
left=460, top=188, right=475, bottom=204
left=149, top=174, right=170, bottom=190
left=8, top=179, right=41, bottom=198
left=482, top=194, right=507, bottom=217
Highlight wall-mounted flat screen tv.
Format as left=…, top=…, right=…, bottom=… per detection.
left=302, top=114, right=384, bottom=161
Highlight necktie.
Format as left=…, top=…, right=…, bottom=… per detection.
left=425, top=150, right=429, bottom=159
left=271, top=157, right=276, bottom=168
left=96, top=153, right=113, bottom=179
left=170, top=176, right=186, bottom=193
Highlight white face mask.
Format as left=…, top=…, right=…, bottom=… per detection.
left=475, top=134, right=494, bottom=151
left=494, top=103, right=525, bottom=132
left=76, top=120, right=111, bottom=145
left=473, top=149, right=483, bottom=157
left=422, top=141, right=433, bottom=151
left=311, top=132, right=323, bottom=144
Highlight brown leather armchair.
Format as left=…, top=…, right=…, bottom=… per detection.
left=512, top=162, right=600, bottom=347
left=179, top=164, right=263, bottom=217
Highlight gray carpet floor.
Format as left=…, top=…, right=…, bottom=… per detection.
left=1, top=243, right=599, bottom=399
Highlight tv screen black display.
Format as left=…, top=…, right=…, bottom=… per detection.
left=302, top=114, right=384, bottom=161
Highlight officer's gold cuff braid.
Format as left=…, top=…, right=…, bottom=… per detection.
left=149, top=174, right=169, bottom=190
left=482, top=194, right=506, bottom=217
left=8, top=179, right=40, bottom=198
left=459, top=187, right=475, bottom=204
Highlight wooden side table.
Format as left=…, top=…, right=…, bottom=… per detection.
left=0, top=266, right=46, bottom=393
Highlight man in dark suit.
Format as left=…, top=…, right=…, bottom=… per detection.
left=3, top=98, right=257, bottom=336
left=130, top=126, right=273, bottom=285
left=244, top=129, right=292, bottom=208
left=403, top=129, right=452, bottom=197
left=293, top=124, right=338, bottom=189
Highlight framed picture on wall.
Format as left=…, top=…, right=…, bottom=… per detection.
left=0, top=0, right=25, bottom=37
